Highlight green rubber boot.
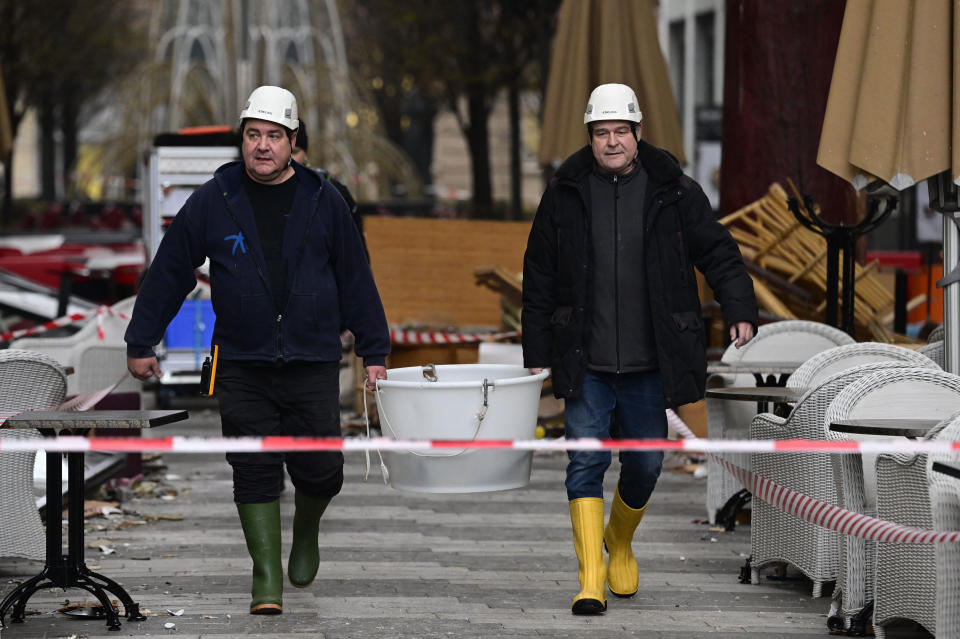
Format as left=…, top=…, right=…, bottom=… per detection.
left=288, top=490, right=331, bottom=588
left=236, top=500, right=283, bottom=614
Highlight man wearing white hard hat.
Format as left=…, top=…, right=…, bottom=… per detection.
left=522, top=83, right=757, bottom=614
left=125, top=86, right=389, bottom=615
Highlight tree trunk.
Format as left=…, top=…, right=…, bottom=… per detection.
left=62, top=93, right=78, bottom=197
left=466, top=86, right=492, bottom=216
left=1, top=154, right=11, bottom=228
left=508, top=82, right=521, bottom=221
left=40, top=99, right=56, bottom=201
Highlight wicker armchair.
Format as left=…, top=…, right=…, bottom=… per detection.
left=11, top=296, right=137, bottom=395
left=0, top=349, right=68, bottom=560
left=786, top=342, right=937, bottom=390
left=706, top=320, right=854, bottom=523
left=823, top=368, right=960, bottom=632
left=927, top=324, right=944, bottom=343
left=917, top=340, right=945, bottom=369
left=749, top=360, right=937, bottom=597
left=928, top=410, right=960, bottom=639
left=871, top=413, right=960, bottom=638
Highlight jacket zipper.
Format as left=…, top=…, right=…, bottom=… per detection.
left=613, top=174, right=621, bottom=374
left=277, top=190, right=322, bottom=361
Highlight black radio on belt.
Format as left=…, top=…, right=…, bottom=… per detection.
left=200, top=344, right=219, bottom=396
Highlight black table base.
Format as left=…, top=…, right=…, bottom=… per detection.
left=0, top=451, right=144, bottom=631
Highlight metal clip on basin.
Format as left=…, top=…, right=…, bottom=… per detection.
left=422, top=363, right=438, bottom=382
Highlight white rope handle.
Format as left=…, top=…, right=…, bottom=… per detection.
left=374, top=377, right=491, bottom=458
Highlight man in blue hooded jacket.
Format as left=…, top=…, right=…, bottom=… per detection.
left=125, top=85, right=390, bottom=615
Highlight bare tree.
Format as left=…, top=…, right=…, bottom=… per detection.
left=0, top=0, right=146, bottom=222
left=344, top=0, right=561, bottom=218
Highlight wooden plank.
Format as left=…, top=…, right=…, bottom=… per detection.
left=364, top=217, right=530, bottom=327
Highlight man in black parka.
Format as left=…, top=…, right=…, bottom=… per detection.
left=522, top=83, right=758, bottom=615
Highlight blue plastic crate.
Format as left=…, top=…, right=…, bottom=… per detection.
left=164, top=299, right=216, bottom=351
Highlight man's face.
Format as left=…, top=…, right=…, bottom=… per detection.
left=241, top=119, right=296, bottom=184
left=590, top=120, right=640, bottom=175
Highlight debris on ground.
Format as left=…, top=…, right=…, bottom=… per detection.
left=57, top=599, right=118, bottom=618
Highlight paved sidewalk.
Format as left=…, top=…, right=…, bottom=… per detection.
left=0, top=402, right=932, bottom=638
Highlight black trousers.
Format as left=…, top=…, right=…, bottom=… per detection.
left=216, top=359, right=343, bottom=503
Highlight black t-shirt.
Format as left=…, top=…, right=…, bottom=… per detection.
left=243, top=171, right=299, bottom=312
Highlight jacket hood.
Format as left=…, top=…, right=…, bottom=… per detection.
left=213, top=160, right=326, bottom=194
left=554, top=140, right=683, bottom=185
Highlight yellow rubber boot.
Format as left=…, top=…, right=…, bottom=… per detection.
left=603, top=488, right=647, bottom=597
left=569, top=497, right=607, bottom=615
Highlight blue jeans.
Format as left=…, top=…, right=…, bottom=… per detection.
left=564, top=370, right=667, bottom=508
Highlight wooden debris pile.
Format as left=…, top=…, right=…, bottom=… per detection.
left=473, top=265, right=522, bottom=331
left=720, top=182, right=916, bottom=342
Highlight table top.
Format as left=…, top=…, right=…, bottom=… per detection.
left=933, top=461, right=960, bottom=480
left=707, top=362, right=803, bottom=375
left=1, top=409, right=188, bottom=430
left=704, top=386, right=806, bottom=403
left=828, top=418, right=941, bottom=438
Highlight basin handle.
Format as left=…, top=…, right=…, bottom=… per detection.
left=422, top=363, right=438, bottom=382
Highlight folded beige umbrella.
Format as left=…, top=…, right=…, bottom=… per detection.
left=538, top=0, right=684, bottom=166
left=818, top=0, right=960, bottom=373
left=817, top=0, right=956, bottom=190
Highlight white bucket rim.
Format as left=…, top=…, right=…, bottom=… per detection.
left=376, top=364, right=549, bottom=390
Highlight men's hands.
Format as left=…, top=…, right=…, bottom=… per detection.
left=365, top=365, right=387, bottom=390
left=127, top=356, right=162, bottom=381
left=529, top=367, right=550, bottom=376
left=729, top=322, right=755, bottom=349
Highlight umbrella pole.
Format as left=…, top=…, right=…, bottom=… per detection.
left=940, top=212, right=960, bottom=373
left=789, top=192, right=895, bottom=338
left=825, top=238, right=840, bottom=328
left=929, top=171, right=960, bottom=374
left=841, top=232, right=857, bottom=336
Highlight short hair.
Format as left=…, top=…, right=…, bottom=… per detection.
left=294, top=119, right=309, bottom=152
left=587, top=121, right=639, bottom=139
left=240, top=118, right=296, bottom=143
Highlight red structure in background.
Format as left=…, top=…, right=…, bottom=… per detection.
left=719, top=0, right=859, bottom=225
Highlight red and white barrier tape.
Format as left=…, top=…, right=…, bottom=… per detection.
left=1, top=434, right=959, bottom=455
left=389, top=330, right=518, bottom=345
left=3, top=408, right=960, bottom=543
left=0, top=306, right=129, bottom=343
left=664, top=409, right=960, bottom=544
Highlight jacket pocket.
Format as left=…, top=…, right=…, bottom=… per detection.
left=669, top=310, right=707, bottom=401
left=550, top=306, right=573, bottom=326
left=671, top=310, right=702, bottom=333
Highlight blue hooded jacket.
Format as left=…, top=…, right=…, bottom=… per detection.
left=125, top=161, right=390, bottom=366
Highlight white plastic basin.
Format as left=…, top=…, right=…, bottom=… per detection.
left=374, top=364, right=549, bottom=493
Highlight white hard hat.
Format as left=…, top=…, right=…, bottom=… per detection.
left=584, top=83, right=642, bottom=125
left=239, top=86, right=299, bottom=131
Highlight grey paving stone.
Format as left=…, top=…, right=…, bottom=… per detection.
left=0, top=405, right=933, bottom=638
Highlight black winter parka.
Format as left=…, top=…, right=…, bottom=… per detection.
left=521, top=142, right=758, bottom=407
